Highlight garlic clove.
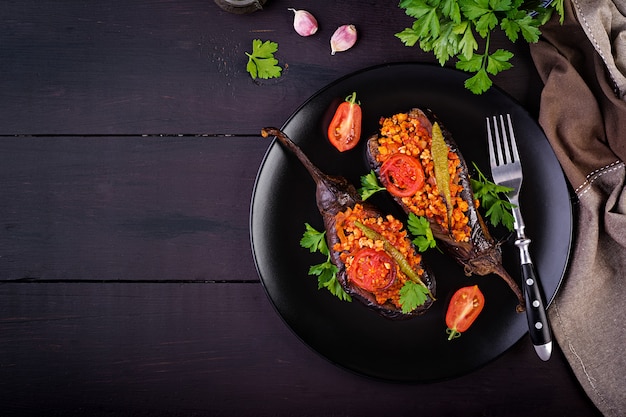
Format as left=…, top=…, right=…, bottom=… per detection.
left=288, top=8, right=318, bottom=37
left=330, top=24, right=357, bottom=55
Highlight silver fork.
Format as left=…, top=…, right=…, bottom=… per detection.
left=486, top=114, right=552, bottom=361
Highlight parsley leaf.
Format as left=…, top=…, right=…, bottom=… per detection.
left=464, top=67, right=492, bottom=95
left=300, top=223, right=327, bottom=253
left=486, top=49, right=513, bottom=75
left=245, top=39, right=282, bottom=80
left=358, top=170, right=386, bottom=200
left=502, top=9, right=541, bottom=43
left=300, top=223, right=352, bottom=302
left=399, top=281, right=429, bottom=314
left=441, top=0, right=462, bottom=23
left=553, top=0, right=565, bottom=24
left=457, top=21, right=478, bottom=59
left=396, top=0, right=562, bottom=94
left=407, top=213, right=437, bottom=252
left=470, top=162, right=515, bottom=231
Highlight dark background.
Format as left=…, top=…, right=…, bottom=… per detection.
left=0, top=1, right=601, bottom=416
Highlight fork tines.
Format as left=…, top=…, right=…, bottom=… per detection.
left=487, top=114, right=520, bottom=167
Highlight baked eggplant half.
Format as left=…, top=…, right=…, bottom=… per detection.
left=365, top=109, right=525, bottom=312
left=261, top=127, right=436, bottom=319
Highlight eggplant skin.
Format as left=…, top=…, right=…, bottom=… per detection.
left=365, top=109, right=525, bottom=312
left=261, top=127, right=436, bottom=319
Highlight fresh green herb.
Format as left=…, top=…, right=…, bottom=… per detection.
left=470, top=162, right=516, bottom=231
left=399, top=280, right=430, bottom=314
left=552, top=0, right=564, bottom=24
left=300, top=223, right=352, bottom=302
left=245, top=39, right=282, bottom=80
left=407, top=213, right=438, bottom=252
left=300, top=222, right=327, bottom=253
left=396, top=0, right=563, bottom=94
left=358, top=170, right=386, bottom=200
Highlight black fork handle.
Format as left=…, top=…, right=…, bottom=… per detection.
left=520, top=260, right=552, bottom=360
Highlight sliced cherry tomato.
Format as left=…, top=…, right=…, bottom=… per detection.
left=347, top=248, right=397, bottom=293
left=379, top=153, right=425, bottom=197
left=327, top=92, right=362, bottom=152
left=445, top=285, right=485, bottom=340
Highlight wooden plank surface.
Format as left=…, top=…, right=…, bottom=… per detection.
left=0, top=136, right=267, bottom=282
left=0, top=282, right=601, bottom=417
left=0, top=0, right=603, bottom=415
left=0, top=0, right=541, bottom=135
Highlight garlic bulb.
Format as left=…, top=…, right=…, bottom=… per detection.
left=330, top=24, right=357, bottom=55
left=288, top=8, right=318, bottom=37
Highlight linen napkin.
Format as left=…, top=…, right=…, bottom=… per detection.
left=529, top=1, right=626, bottom=415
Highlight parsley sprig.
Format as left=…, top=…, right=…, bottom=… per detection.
left=396, top=0, right=563, bottom=94
left=358, top=170, right=386, bottom=200
left=470, top=162, right=515, bottom=231
left=407, top=213, right=438, bottom=252
left=300, top=223, right=352, bottom=302
left=245, top=39, right=282, bottom=80
left=399, top=281, right=430, bottom=314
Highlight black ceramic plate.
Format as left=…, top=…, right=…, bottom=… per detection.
left=250, top=63, right=572, bottom=382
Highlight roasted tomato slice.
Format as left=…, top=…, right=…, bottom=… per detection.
left=379, top=153, right=425, bottom=197
left=327, top=92, right=362, bottom=152
left=446, top=285, right=485, bottom=340
left=348, top=248, right=397, bottom=293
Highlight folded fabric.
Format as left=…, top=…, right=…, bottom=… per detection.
left=529, top=1, right=626, bottom=416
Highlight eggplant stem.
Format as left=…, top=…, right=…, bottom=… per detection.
left=261, top=127, right=326, bottom=184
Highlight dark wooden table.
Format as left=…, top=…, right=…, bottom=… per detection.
left=0, top=1, right=603, bottom=416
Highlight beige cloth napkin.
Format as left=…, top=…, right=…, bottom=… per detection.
left=529, top=1, right=626, bottom=416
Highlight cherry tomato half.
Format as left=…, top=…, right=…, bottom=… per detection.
left=445, top=285, right=485, bottom=340
left=327, top=92, right=362, bottom=152
left=379, top=153, right=425, bottom=197
left=347, top=248, right=397, bottom=293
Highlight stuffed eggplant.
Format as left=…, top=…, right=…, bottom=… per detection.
left=366, top=109, right=525, bottom=312
left=261, top=127, right=436, bottom=319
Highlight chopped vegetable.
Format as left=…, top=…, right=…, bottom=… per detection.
left=327, top=92, right=362, bottom=152
left=380, top=153, right=426, bottom=198
left=374, top=111, right=471, bottom=243
left=245, top=39, right=282, bottom=80
left=300, top=223, right=351, bottom=301
left=333, top=204, right=434, bottom=313
left=358, top=170, right=386, bottom=200
left=445, top=285, right=485, bottom=340
left=348, top=248, right=397, bottom=292
left=470, top=162, right=515, bottom=231
left=354, top=221, right=435, bottom=301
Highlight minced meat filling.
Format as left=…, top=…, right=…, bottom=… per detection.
left=375, top=112, right=473, bottom=243
left=333, top=204, right=424, bottom=308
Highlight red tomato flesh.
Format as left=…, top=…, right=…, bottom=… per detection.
left=327, top=92, right=362, bottom=152
left=445, top=285, right=485, bottom=340
left=379, top=153, right=425, bottom=197
left=347, top=248, right=397, bottom=293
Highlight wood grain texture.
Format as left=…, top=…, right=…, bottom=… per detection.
left=0, top=136, right=267, bottom=281
left=0, top=0, right=601, bottom=415
left=0, top=283, right=601, bottom=417
left=0, top=0, right=541, bottom=135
